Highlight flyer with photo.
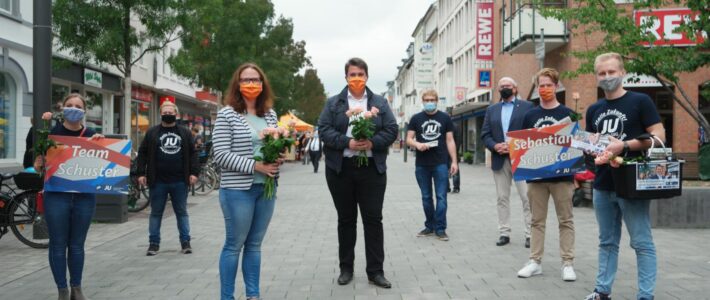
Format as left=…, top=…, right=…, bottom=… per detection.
left=636, top=161, right=681, bottom=191
left=570, top=131, right=610, bottom=154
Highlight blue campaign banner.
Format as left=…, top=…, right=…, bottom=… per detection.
left=507, top=123, right=586, bottom=181
left=43, top=135, right=131, bottom=195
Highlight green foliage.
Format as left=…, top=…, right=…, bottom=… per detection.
left=292, top=69, right=327, bottom=125
left=463, top=152, right=474, bottom=164
left=170, top=0, right=310, bottom=115
left=53, top=0, right=187, bottom=76
left=349, top=116, right=376, bottom=167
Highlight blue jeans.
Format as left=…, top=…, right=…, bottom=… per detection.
left=44, top=192, right=96, bottom=289
left=149, top=181, right=190, bottom=245
left=219, top=185, right=275, bottom=300
left=593, top=189, right=656, bottom=300
left=415, top=164, right=449, bottom=233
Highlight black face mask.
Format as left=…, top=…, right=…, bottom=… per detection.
left=499, top=88, right=513, bottom=100
left=161, top=114, right=177, bottom=124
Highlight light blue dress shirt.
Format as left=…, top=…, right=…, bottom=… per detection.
left=501, top=98, right=516, bottom=136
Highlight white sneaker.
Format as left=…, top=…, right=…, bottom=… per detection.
left=517, top=260, right=542, bottom=278
left=562, top=265, right=577, bottom=281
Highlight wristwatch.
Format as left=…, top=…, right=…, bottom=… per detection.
left=622, top=141, right=630, bottom=154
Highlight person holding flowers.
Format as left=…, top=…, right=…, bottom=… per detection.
left=318, top=57, right=398, bottom=288
left=583, top=53, right=666, bottom=300
left=212, top=63, right=284, bottom=300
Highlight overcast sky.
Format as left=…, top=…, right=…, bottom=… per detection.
left=271, top=0, right=435, bottom=97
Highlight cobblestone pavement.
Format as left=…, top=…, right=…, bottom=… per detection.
left=1, top=153, right=709, bottom=299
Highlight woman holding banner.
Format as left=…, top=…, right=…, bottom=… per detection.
left=40, top=93, right=103, bottom=300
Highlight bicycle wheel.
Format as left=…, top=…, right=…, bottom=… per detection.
left=127, top=184, right=150, bottom=213
left=193, top=168, right=217, bottom=195
left=10, top=191, right=49, bottom=249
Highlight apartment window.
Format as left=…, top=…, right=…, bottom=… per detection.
left=0, top=0, right=11, bottom=13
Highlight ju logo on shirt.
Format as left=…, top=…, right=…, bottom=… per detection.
left=594, top=109, right=628, bottom=140
left=159, top=132, right=182, bottom=155
left=421, top=119, right=442, bottom=141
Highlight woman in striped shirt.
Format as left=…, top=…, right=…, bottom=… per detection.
left=212, top=63, right=281, bottom=300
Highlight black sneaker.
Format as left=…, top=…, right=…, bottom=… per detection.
left=417, top=228, right=434, bottom=237
left=452, top=188, right=460, bottom=193
left=436, top=231, right=449, bottom=241
left=146, top=244, right=159, bottom=256
left=181, top=241, right=192, bottom=254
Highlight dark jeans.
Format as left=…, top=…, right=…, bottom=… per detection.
left=309, top=151, right=322, bottom=173
left=44, top=191, right=96, bottom=289
left=415, top=164, right=449, bottom=233
left=325, top=158, right=386, bottom=278
left=149, top=181, right=191, bottom=245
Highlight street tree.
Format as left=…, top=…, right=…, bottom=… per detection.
left=53, top=0, right=188, bottom=135
left=291, top=69, right=327, bottom=125
left=537, top=0, right=710, bottom=177
left=169, top=0, right=310, bottom=115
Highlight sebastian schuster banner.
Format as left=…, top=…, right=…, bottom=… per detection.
left=44, top=135, right=131, bottom=195
left=506, top=123, right=585, bottom=181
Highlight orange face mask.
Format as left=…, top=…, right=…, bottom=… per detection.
left=240, top=83, right=262, bottom=101
left=539, top=86, right=556, bottom=102
left=347, top=76, right=366, bottom=95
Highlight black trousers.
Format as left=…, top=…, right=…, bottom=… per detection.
left=309, top=151, right=322, bottom=172
left=325, top=158, right=386, bottom=277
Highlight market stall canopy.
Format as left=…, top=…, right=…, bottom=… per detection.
left=279, top=112, right=313, bottom=132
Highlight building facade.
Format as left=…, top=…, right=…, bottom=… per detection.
left=0, top=1, right=33, bottom=169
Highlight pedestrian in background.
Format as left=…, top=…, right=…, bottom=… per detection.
left=406, top=89, right=458, bottom=241
left=584, top=52, right=665, bottom=300
left=516, top=68, right=576, bottom=281
left=212, top=63, right=282, bottom=300
left=41, top=93, right=104, bottom=300
left=481, top=77, right=533, bottom=248
left=136, top=101, right=199, bottom=256
left=307, top=130, right=323, bottom=173
left=318, top=57, right=398, bottom=288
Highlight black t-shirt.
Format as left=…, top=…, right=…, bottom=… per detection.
left=155, top=126, right=185, bottom=183
left=50, top=124, right=97, bottom=137
left=407, top=111, right=454, bottom=166
left=523, top=104, right=575, bottom=183
left=585, top=91, right=661, bottom=191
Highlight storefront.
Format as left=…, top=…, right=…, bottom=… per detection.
left=159, top=91, right=218, bottom=144
left=52, top=61, right=122, bottom=135
left=0, top=72, right=18, bottom=161
left=131, top=86, right=155, bottom=153
left=449, top=90, right=491, bottom=164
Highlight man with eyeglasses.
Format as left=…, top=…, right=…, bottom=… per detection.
left=406, top=89, right=457, bottom=242
left=318, top=57, right=398, bottom=289
left=481, top=77, right=533, bottom=248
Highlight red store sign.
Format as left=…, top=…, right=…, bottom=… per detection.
left=131, top=87, right=154, bottom=102
left=634, top=8, right=706, bottom=46
left=476, top=2, right=494, bottom=61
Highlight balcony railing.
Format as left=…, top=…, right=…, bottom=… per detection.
left=502, top=3, right=569, bottom=54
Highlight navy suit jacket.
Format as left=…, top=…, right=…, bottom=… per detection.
left=480, top=97, right=533, bottom=171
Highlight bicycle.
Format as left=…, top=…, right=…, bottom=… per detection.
left=127, top=158, right=150, bottom=213
left=192, top=151, right=219, bottom=196
left=0, top=172, right=49, bottom=249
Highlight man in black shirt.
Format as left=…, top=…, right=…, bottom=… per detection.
left=136, top=101, right=199, bottom=256
left=583, top=53, right=665, bottom=300
left=516, top=68, right=577, bottom=282
left=406, top=89, right=458, bottom=241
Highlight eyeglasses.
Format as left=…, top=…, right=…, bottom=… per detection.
left=348, top=72, right=366, bottom=78
left=239, top=78, right=262, bottom=85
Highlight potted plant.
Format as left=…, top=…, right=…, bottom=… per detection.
left=463, top=152, right=474, bottom=164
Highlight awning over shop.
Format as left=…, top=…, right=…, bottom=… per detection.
left=451, top=108, right=487, bottom=122
left=279, top=112, right=314, bottom=132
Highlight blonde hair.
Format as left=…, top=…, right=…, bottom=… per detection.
left=421, top=89, right=439, bottom=101
left=536, top=68, right=560, bottom=86
left=594, top=52, right=625, bottom=73
left=160, top=101, right=179, bottom=114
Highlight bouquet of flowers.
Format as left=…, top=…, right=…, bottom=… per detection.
left=594, top=150, right=645, bottom=168
left=347, top=106, right=379, bottom=167
left=33, top=112, right=58, bottom=174
left=254, top=127, right=294, bottom=200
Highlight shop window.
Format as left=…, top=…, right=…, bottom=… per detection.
left=131, top=100, right=151, bottom=153
left=0, top=73, right=17, bottom=159
left=0, top=0, right=11, bottom=13
left=85, top=91, right=104, bottom=133
left=698, top=82, right=710, bottom=144
left=52, top=84, right=70, bottom=113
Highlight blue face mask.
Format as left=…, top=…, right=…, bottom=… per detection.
left=63, top=107, right=85, bottom=122
left=423, top=102, right=437, bottom=113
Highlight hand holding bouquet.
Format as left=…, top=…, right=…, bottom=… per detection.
left=594, top=150, right=624, bottom=168
left=254, top=127, right=294, bottom=200
left=348, top=106, right=379, bottom=167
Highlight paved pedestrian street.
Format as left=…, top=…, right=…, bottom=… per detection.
left=2, top=155, right=709, bottom=300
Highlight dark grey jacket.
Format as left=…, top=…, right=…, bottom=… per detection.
left=480, top=97, right=533, bottom=171
left=318, top=86, right=398, bottom=174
